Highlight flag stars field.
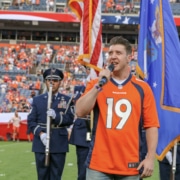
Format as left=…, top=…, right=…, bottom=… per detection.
left=153, top=81, right=157, bottom=88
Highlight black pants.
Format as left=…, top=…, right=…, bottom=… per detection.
left=35, top=152, right=66, bottom=180
left=76, top=145, right=89, bottom=180
left=159, top=162, right=180, bottom=180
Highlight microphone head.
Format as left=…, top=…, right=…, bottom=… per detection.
left=108, top=64, right=114, bottom=72
left=99, top=77, right=107, bottom=87
left=98, top=64, right=114, bottom=87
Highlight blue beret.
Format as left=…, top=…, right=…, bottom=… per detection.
left=43, top=68, right=64, bottom=80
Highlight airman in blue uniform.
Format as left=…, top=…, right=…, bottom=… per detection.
left=69, top=85, right=91, bottom=180
left=159, top=144, right=180, bottom=180
left=28, top=68, right=74, bottom=180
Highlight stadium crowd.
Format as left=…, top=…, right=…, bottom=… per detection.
left=0, top=40, right=138, bottom=113
left=0, top=42, right=102, bottom=112
left=1, top=0, right=180, bottom=15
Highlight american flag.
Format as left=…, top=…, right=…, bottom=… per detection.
left=69, top=0, right=103, bottom=72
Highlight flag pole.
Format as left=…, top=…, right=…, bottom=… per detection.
left=90, top=110, right=93, bottom=140
left=171, top=142, right=177, bottom=180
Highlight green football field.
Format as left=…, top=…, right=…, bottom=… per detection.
left=0, top=141, right=159, bottom=180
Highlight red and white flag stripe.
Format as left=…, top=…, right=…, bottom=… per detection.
left=69, top=0, right=103, bottom=72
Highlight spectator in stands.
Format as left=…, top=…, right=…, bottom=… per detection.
left=28, top=79, right=35, bottom=90
left=130, top=59, right=137, bottom=75
left=37, top=69, right=42, bottom=76
left=84, top=66, right=97, bottom=84
left=105, top=0, right=113, bottom=12
left=0, top=80, right=7, bottom=94
left=7, top=110, right=21, bottom=142
left=4, top=64, right=10, bottom=71
left=10, top=80, right=18, bottom=91
left=21, top=74, right=27, bottom=83
left=34, top=79, right=41, bottom=90
left=46, top=0, right=50, bottom=11
left=1, top=101, right=8, bottom=112
left=21, top=98, right=30, bottom=112
left=16, top=73, right=22, bottom=82
left=20, top=40, right=26, bottom=50
left=28, top=68, right=74, bottom=180
left=115, top=3, right=124, bottom=13
left=27, top=90, right=36, bottom=106
left=49, top=0, right=54, bottom=11
left=0, top=78, right=3, bottom=84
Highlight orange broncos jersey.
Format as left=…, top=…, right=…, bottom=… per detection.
left=83, top=74, right=160, bottom=175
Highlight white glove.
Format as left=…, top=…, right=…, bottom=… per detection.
left=47, top=108, right=56, bottom=119
left=40, top=133, right=47, bottom=146
left=165, top=151, right=172, bottom=165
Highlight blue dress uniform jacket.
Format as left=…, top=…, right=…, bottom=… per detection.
left=69, top=85, right=90, bottom=147
left=69, top=118, right=90, bottom=147
left=28, top=92, right=74, bottom=153
left=27, top=92, right=74, bottom=180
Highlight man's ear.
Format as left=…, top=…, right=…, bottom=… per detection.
left=127, top=54, right=132, bottom=63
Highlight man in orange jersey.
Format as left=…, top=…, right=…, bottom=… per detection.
left=75, top=36, right=160, bottom=180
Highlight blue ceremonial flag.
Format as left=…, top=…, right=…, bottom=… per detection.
left=137, top=0, right=180, bottom=160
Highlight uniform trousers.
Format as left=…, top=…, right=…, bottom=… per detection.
left=159, top=161, right=180, bottom=180
left=35, top=152, right=66, bottom=180
left=76, top=145, right=89, bottom=180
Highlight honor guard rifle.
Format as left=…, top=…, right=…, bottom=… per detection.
left=45, top=69, right=53, bottom=166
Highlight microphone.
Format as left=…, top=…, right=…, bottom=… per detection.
left=99, top=64, right=114, bottom=87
